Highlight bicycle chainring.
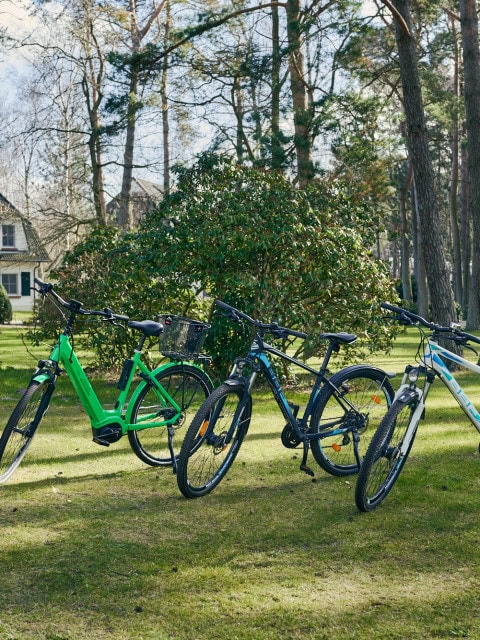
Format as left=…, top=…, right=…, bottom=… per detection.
left=281, top=424, right=302, bottom=449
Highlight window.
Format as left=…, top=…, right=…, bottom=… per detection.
left=2, top=225, right=15, bottom=248
left=1, top=274, right=18, bottom=295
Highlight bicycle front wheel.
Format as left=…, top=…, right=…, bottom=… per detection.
left=176, top=382, right=252, bottom=498
left=128, top=364, right=213, bottom=466
left=355, top=396, right=419, bottom=512
left=0, top=380, right=52, bottom=484
left=310, top=366, right=394, bottom=476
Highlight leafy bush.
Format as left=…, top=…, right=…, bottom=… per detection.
left=0, top=284, right=12, bottom=323
left=28, top=225, right=209, bottom=369
left=29, top=156, right=397, bottom=375
left=139, top=155, right=397, bottom=375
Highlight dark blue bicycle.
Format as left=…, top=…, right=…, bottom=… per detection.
left=177, top=300, right=394, bottom=498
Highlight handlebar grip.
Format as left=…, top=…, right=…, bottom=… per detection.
left=380, top=302, right=400, bottom=313
left=215, top=299, right=233, bottom=312
left=214, top=299, right=256, bottom=324
left=34, top=277, right=54, bottom=294
left=381, top=302, right=427, bottom=326
left=287, top=328, right=308, bottom=339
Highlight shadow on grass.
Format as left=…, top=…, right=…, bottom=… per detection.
left=0, top=446, right=479, bottom=639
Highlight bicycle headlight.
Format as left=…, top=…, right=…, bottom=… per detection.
left=408, top=368, right=419, bottom=383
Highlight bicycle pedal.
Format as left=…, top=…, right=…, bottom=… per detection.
left=300, top=464, right=315, bottom=477
left=92, top=436, right=111, bottom=447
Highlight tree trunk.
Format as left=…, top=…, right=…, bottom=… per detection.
left=117, top=65, right=139, bottom=230
left=412, top=177, right=429, bottom=317
left=285, top=0, right=314, bottom=188
left=117, top=0, right=140, bottom=231
left=90, top=126, right=107, bottom=226
left=392, top=0, right=456, bottom=326
left=460, top=0, right=480, bottom=329
left=233, top=76, right=245, bottom=163
left=400, top=161, right=413, bottom=301
left=81, top=0, right=107, bottom=226
left=271, top=4, right=284, bottom=170
left=461, top=137, right=471, bottom=312
left=161, top=0, right=171, bottom=196
left=449, top=12, right=463, bottom=306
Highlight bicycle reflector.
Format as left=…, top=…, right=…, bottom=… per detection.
left=371, top=394, right=382, bottom=404
left=332, top=443, right=342, bottom=452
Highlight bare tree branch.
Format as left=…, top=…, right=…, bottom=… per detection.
left=378, top=0, right=410, bottom=37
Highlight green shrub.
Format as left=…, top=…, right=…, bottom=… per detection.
left=28, top=225, right=208, bottom=369
left=0, top=284, right=12, bottom=323
left=28, top=156, right=398, bottom=376
left=140, top=155, right=398, bottom=376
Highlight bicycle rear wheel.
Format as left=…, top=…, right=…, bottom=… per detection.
left=0, top=380, right=52, bottom=483
left=128, top=364, right=213, bottom=466
left=355, top=396, right=419, bottom=512
left=310, top=366, right=394, bottom=476
left=176, top=382, right=252, bottom=498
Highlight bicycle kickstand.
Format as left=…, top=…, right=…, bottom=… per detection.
left=167, top=425, right=177, bottom=474
left=300, top=440, right=315, bottom=478
left=352, top=430, right=362, bottom=470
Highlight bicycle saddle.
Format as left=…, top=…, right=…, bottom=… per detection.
left=128, top=320, right=164, bottom=337
left=319, top=332, right=357, bottom=344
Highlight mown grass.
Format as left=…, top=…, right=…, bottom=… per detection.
left=0, top=325, right=479, bottom=639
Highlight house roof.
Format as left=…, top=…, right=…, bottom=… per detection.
left=106, top=178, right=163, bottom=217
left=133, top=178, right=163, bottom=200
left=0, top=194, right=50, bottom=263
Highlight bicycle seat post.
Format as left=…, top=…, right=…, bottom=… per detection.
left=135, top=333, right=146, bottom=352
left=319, top=339, right=339, bottom=376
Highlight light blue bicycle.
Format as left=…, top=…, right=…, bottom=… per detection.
left=355, top=302, right=480, bottom=512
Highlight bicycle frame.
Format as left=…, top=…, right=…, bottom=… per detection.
left=229, top=335, right=359, bottom=443
left=31, top=333, right=196, bottom=435
left=395, top=337, right=480, bottom=457
left=423, top=338, right=480, bottom=430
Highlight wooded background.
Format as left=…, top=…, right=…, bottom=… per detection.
left=1, top=0, right=480, bottom=330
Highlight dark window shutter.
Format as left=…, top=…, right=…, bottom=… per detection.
left=21, top=272, right=31, bottom=296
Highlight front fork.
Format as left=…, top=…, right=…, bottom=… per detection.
left=395, top=365, right=435, bottom=456
left=29, top=359, right=60, bottom=429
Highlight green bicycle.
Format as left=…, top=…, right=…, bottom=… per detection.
left=0, top=278, right=213, bottom=483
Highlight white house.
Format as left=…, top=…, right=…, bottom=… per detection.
left=0, top=194, right=50, bottom=312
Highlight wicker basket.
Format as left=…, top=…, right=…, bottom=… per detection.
left=158, top=314, right=209, bottom=359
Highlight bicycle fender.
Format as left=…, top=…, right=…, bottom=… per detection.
left=336, top=364, right=396, bottom=379
left=31, top=371, right=51, bottom=385
left=223, top=378, right=246, bottom=388
left=397, top=388, right=419, bottom=404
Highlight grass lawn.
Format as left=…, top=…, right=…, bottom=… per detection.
left=0, top=326, right=479, bottom=639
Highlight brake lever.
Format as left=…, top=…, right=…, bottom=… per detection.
left=102, top=307, right=115, bottom=321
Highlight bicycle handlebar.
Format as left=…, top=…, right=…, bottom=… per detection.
left=381, top=302, right=480, bottom=346
left=34, top=277, right=130, bottom=322
left=215, top=299, right=308, bottom=340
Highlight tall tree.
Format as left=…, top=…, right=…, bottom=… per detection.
left=460, top=0, right=480, bottom=329
left=78, top=0, right=108, bottom=225
left=389, top=0, right=456, bottom=325
left=108, top=0, right=166, bottom=230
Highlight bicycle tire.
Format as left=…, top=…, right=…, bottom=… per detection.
left=128, top=364, right=213, bottom=466
left=0, top=380, right=52, bottom=483
left=176, top=382, right=252, bottom=498
left=355, top=395, right=419, bottom=512
left=310, top=366, right=394, bottom=476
